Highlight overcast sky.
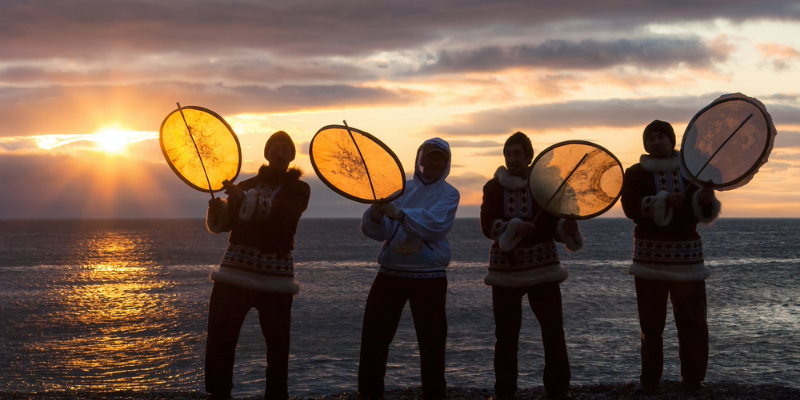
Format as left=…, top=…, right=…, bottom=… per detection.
left=1, top=0, right=799, bottom=218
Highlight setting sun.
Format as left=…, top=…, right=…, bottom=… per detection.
left=94, top=128, right=133, bottom=154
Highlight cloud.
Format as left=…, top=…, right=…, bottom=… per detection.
left=755, top=42, right=800, bottom=70
left=447, top=170, right=491, bottom=189
left=414, top=37, right=732, bottom=75
left=762, top=161, right=792, bottom=172
left=0, top=58, right=379, bottom=86
left=761, top=93, right=800, bottom=103
left=447, top=171, right=492, bottom=207
left=0, top=151, right=382, bottom=218
left=0, top=82, right=423, bottom=137
left=1, top=1, right=797, bottom=61
left=755, top=43, right=800, bottom=59
left=448, top=140, right=503, bottom=148
left=768, top=104, right=800, bottom=125
left=469, top=149, right=506, bottom=157
left=433, top=95, right=800, bottom=136
left=298, top=141, right=311, bottom=156
left=0, top=152, right=206, bottom=219
left=434, top=95, right=711, bottom=136
left=774, top=131, right=800, bottom=148
left=770, top=150, right=800, bottom=161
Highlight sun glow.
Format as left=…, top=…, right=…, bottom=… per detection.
left=94, top=128, right=134, bottom=154
left=23, top=129, right=159, bottom=153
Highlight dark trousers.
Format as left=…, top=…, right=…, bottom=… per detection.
left=492, top=282, right=570, bottom=397
left=634, top=277, right=708, bottom=386
left=358, top=273, right=448, bottom=400
left=205, top=281, right=294, bottom=400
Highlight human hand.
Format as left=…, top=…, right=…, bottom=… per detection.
left=517, top=222, right=535, bottom=237
left=699, top=180, right=714, bottom=205
left=222, top=180, right=244, bottom=201
left=208, top=197, right=223, bottom=212
left=382, top=203, right=401, bottom=220
left=666, top=193, right=684, bottom=208
left=370, top=202, right=384, bottom=222
left=561, top=218, right=578, bottom=235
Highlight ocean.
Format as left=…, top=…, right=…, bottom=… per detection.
left=0, top=218, right=798, bottom=397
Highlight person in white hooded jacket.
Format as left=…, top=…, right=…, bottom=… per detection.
left=357, top=138, right=460, bottom=400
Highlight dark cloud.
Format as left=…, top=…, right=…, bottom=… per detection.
left=435, top=95, right=800, bottom=136
left=774, top=130, right=800, bottom=148
left=768, top=104, right=800, bottom=125
left=0, top=139, right=37, bottom=152
left=0, top=59, right=378, bottom=85
left=447, top=171, right=491, bottom=190
left=446, top=171, right=491, bottom=218
left=298, top=141, right=311, bottom=156
left=0, top=152, right=378, bottom=218
left=0, top=152, right=206, bottom=219
left=0, top=82, right=422, bottom=137
left=304, top=178, right=371, bottom=218
left=0, top=1, right=797, bottom=60
left=415, top=37, right=731, bottom=75
left=434, top=96, right=711, bottom=136
left=761, top=93, right=800, bottom=102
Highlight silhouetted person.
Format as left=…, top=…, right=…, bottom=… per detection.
left=204, top=131, right=310, bottom=400
left=621, top=120, right=720, bottom=395
left=357, top=138, right=460, bottom=400
left=480, top=132, right=583, bottom=400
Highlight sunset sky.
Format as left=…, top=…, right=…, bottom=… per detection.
left=1, top=1, right=799, bottom=219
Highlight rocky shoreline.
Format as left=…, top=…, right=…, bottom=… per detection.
left=3, top=382, right=800, bottom=400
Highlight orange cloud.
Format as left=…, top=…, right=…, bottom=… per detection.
left=755, top=42, right=800, bottom=71
left=756, top=43, right=800, bottom=59
left=0, top=83, right=424, bottom=138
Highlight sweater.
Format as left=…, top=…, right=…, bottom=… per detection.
left=620, top=153, right=721, bottom=281
left=480, top=166, right=584, bottom=288
left=205, top=165, right=310, bottom=293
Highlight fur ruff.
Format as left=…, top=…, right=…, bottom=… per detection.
left=498, top=218, right=525, bottom=252
left=556, top=219, right=584, bottom=253
left=239, top=189, right=258, bottom=220
left=237, top=165, right=303, bottom=221
left=484, top=264, right=568, bottom=288
left=210, top=267, right=300, bottom=294
left=495, top=166, right=528, bottom=190
left=692, top=189, right=722, bottom=225
left=257, top=164, right=303, bottom=183
left=640, top=152, right=681, bottom=172
left=628, top=261, right=710, bottom=282
left=206, top=199, right=230, bottom=234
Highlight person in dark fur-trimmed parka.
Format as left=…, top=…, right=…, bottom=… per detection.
left=621, top=120, right=721, bottom=396
left=204, top=130, right=310, bottom=400
left=480, top=132, right=584, bottom=400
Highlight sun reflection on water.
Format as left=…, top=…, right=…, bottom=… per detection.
left=20, top=231, right=204, bottom=390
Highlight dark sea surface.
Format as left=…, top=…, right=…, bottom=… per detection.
left=0, top=218, right=798, bottom=397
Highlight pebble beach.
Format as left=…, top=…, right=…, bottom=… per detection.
left=3, top=382, right=800, bottom=400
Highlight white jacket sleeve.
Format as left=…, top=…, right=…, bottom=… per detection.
left=360, top=207, right=394, bottom=242
left=398, top=189, right=460, bottom=242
